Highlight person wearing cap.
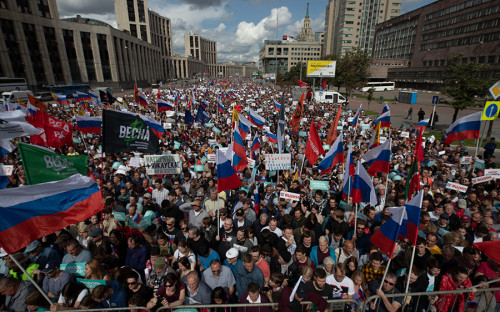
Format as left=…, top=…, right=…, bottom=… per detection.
left=147, top=256, right=173, bottom=292
left=187, top=199, right=209, bottom=229
left=237, top=282, right=270, bottom=312
left=202, top=259, right=236, bottom=295
left=234, top=208, right=252, bottom=230
left=25, top=239, right=61, bottom=270
left=204, top=187, right=226, bottom=219
left=41, top=259, right=72, bottom=299
left=152, top=178, right=169, bottom=206
left=88, top=228, right=111, bottom=255
left=143, top=192, right=160, bottom=211
left=0, top=275, right=34, bottom=312
left=224, top=248, right=242, bottom=279
left=436, top=213, right=451, bottom=234
left=270, top=248, right=298, bottom=288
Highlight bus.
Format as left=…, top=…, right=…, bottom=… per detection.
left=0, top=77, right=28, bottom=92
left=48, top=83, right=90, bottom=97
left=360, top=81, right=395, bottom=92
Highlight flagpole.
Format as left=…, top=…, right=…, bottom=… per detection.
left=217, top=193, right=220, bottom=237
left=475, top=120, right=487, bottom=158
left=353, top=202, right=358, bottom=237
left=9, top=252, right=53, bottom=305
left=403, top=191, right=423, bottom=306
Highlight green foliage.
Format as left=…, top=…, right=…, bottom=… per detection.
left=367, top=87, right=375, bottom=104
left=441, top=53, right=494, bottom=121
left=283, top=62, right=312, bottom=84
left=333, top=48, right=371, bottom=97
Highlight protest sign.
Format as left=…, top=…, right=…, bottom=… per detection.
left=76, top=278, right=106, bottom=289
left=310, top=180, right=329, bottom=191
left=475, top=158, right=485, bottom=170
left=461, top=156, right=472, bottom=165
left=194, top=165, right=205, bottom=172
left=144, top=154, right=181, bottom=175
left=265, top=154, right=291, bottom=171
left=207, top=154, right=216, bottom=163
left=113, top=211, right=126, bottom=222
left=248, top=158, right=255, bottom=169
left=174, top=141, right=181, bottom=149
left=446, top=182, right=468, bottom=193
left=2, top=165, right=13, bottom=176
left=485, top=169, right=500, bottom=177
left=60, top=263, right=85, bottom=276
left=472, top=175, right=493, bottom=184
left=279, top=191, right=300, bottom=201
left=401, top=131, right=410, bottom=138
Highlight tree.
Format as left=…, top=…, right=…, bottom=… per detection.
left=367, top=87, right=375, bottom=110
left=333, top=48, right=371, bottom=98
left=441, top=53, right=494, bottom=122
left=283, top=62, right=312, bottom=85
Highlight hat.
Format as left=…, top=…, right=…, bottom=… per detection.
left=143, top=193, right=152, bottom=199
left=154, top=257, right=166, bottom=268
left=0, top=248, right=7, bottom=258
left=196, top=189, right=205, bottom=197
left=281, top=250, right=292, bottom=263
left=226, top=248, right=239, bottom=259
left=42, top=260, right=59, bottom=274
left=24, top=240, right=41, bottom=253
left=296, top=281, right=308, bottom=299
left=91, top=228, right=103, bottom=238
left=461, top=215, right=471, bottom=222
left=440, top=213, right=450, bottom=220
left=220, top=208, right=228, bottom=215
left=457, top=199, right=467, bottom=209
left=392, top=175, right=402, bottom=181
left=236, top=209, right=245, bottom=217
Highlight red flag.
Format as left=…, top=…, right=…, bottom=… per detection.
left=27, top=94, right=47, bottom=111
left=134, top=82, right=139, bottom=103
left=406, top=156, right=420, bottom=201
left=28, top=111, right=73, bottom=148
left=290, top=92, right=304, bottom=133
left=298, top=80, right=309, bottom=88
left=320, top=80, right=327, bottom=90
left=306, top=88, right=312, bottom=100
left=415, top=130, right=424, bottom=164
left=327, top=106, right=342, bottom=145
left=473, top=241, right=500, bottom=265
left=305, top=122, right=325, bottom=165
left=27, top=111, right=47, bottom=146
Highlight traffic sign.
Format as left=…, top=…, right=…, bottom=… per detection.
left=482, top=101, right=500, bottom=121
left=489, top=80, right=500, bottom=100
left=432, top=96, right=439, bottom=105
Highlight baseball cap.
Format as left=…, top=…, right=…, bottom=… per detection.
left=440, top=213, right=450, bottom=220
left=91, top=228, right=103, bottom=238
left=226, top=248, right=239, bottom=259
left=24, top=240, right=41, bottom=253
left=42, top=260, right=59, bottom=274
left=461, top=215, right=471, bottom=222
left=457, top=199, right=467, bottom=209
left=236, top=209, right=245, bottom=217
left=196, top=189, right=205, bottom=197
left=154, top=257, right=166, bottom=268
left=143, top=193, right=152, bottom=199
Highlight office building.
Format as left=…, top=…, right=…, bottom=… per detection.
left=184, top=32, right=217, bottom=77
left=0, top=0, right=164, bottom=89
left=215, top=62, right=258, bottom=78
left=114, top=0, right=150, bottom=42
left=323, top=0, right=401, bottom=56
left=372, top=0, right=500, bottom=89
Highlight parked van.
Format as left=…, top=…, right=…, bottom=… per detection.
left=314, top=91, right=348, bottom=105
left=1, top=90, right=34, bottom=104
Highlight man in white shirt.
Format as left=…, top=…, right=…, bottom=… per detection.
left=152, top=178, right=169, bottom=205
left=325, top=263, right=354, bottom=299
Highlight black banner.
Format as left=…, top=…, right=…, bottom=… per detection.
left=102, top=110, right=159, bottom=154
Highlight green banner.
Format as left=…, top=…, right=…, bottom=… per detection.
left=60, top=263, right=86, bottom=276
left=76, top=278, right=106, bottom=289
left=212, top=126, right=221, bottom=134
left=310, top=180, right=329, bottom=191
left=174, top=141, right=181, bottom=149
left=194, top=165, right=205, bottom=172
left=18, top=143, right=88, bottom=185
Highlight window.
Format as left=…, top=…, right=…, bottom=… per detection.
left=97, top=34, right=111, bottom=80
left=130, top=24, right=137, bottom=37
left=80, top=31, right=96, bottom=82
left=62, top=29, right=81, bottom=82
left=127, top=0, right=135, bottom=22
left=23, top=23, right=46, bottom=83
left=37, top=0, right=50, bottom=18
left=16, top=0, right=30, bottom=14
left=488, top=55, right=496, bottom=63
left=44, top=26, right=64, bottom=82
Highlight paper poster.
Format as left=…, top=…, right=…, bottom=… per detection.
left=446, top=182, right=468, bottom=193
left=265, top=154, right=292, bottom=171
left=60, top=263, right=85, bottom=276
left=76, top=278, right=106, bottom=289
left=279, top=191, right=300, bottom=201
left=113, top=211, right=126, bottom=221
left=144, top=154, right=181, bottom=175
left=472, top=175, right=493, bottom=184
left=310, top=180, right=329, bottom=191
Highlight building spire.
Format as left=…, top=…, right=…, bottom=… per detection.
left=306, top=2, right=309, bottom=17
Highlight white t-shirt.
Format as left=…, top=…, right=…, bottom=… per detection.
left=173, top=249, right=196, bottom=264
left=58, top=288, right=89, bottom=305
left=326, top=274, right=355, bottom=299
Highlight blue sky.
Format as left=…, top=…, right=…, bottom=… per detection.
left=58, top=0, right=436, bottom=63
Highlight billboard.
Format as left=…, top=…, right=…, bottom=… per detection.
left=306, top=60, right=336, bottom=77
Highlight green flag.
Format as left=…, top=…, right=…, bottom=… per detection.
left=18, top=142, right=88, bottom=185
left=405, top=156, right=420, bottom=201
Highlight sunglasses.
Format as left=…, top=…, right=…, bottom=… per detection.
left=127, top=282, right=137, bottom=286
left=167, top=223, right=174, bottom=226
left=384, top=280, right=395, bottom=286
left=165, top=284, right=173, bottom=288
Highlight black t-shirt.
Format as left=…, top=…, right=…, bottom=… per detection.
left=306, top=281, right=333, bottom=300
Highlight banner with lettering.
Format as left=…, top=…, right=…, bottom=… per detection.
left=265, top=153, right=291, bottom=171
left=18, top=142, right=87, bottom=185
left=144, top=154, right=181, bottom=175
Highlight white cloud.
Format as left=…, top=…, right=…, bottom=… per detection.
left=235, top=6, right=292, bottom=46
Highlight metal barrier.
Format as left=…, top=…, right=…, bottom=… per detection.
left=56, top=307, right=151, bottom=312
left=360, top=287, right=500, bottom=312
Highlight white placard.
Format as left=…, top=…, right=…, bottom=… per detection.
left=208, top=139, right=217, bottom=146
left=248, top=158, right=255, bottom=169
left=1, top=165, right=13, bottom=176
left=207, top=154, right=216, bottom=163
left=485, top=169, right=500, bottom=177
left=265, top=154, right=292, bottom=171
left=472, top=175, right=493, bottom=185
left=163, top=123, right=172, bottom=130
left=401, top=131, right=410, bottom=138
left=129, top=157, right=141, bottom=168
left=380, top=136, right=387, bottom=143
left=446, top=182, right=468, bottom=193
left=461, top=156, right=472, bottom=164
left=144, top=154, right=181, bottom=175
left=280, top=191, right=300, bottom=201
left=438, top=151, right=446, bottom=156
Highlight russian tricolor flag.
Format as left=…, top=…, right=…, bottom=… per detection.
left=54, top=93, right=69, bottom=104
left=75, top=115, right=102, bottom=134
left=317, top=133, right=344, bottom=174
left=350, top=160, right=377, bottom=205
left=238, top=115, right=252, bottom=137
left=251, top=136, right=260, bottom=159
left=414, top=119, right=429, bottom=131
left=217, top=99, right=225, bottom=114
left=253, top=188, right=260, bottom=215
left=444, top=111, right=481, bottom=145
left=362, top=139, right=391, bottom=176
left=216, top=150, right=242, bottom=193
left=201, top=99, right=208, bottom=110
left=266, top=132, right=278, bottom=143
left=0, top=163, right=8, bottom=189
left=141, top=114, right=165, bottom=139
left=351, top=105, right=362, bottom=127
left=370, top=206, right=405, bottom=257
left=232, top=130, right=248, bottom=172
left=137, top=92, right=149, bottom=107
left=274, top=100, right=281, bottom=112
left=342, top=145, right=355, bottom=199
left=156, top=91, right=174, bottom=111
left=399, top=190, right=423, bottom=245
left=248, top=108, right=265, bottom=129
left=374, top=110, right=390, bottom=128
left=0, top=174, right=103, bottom=253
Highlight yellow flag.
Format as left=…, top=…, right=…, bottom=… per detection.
left=17, top=98, right=26, bottom=107
left=232, top=108, right=239, bottom=123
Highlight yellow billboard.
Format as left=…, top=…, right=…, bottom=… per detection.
left=306, top=60, right=336, bottom=78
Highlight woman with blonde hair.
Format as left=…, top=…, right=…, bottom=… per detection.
left=77, top=223, right=91, bottom=249
left=84, top=259, right=105, bottom=280
left=351, top=270, right=366, bottom=309
left=301, top=266, right=314, bottom=283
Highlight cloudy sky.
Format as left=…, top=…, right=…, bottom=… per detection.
left=58, top=0, right=436, bottom=63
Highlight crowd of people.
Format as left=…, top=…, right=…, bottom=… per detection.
left=0, top=79, right=499, bottom=312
